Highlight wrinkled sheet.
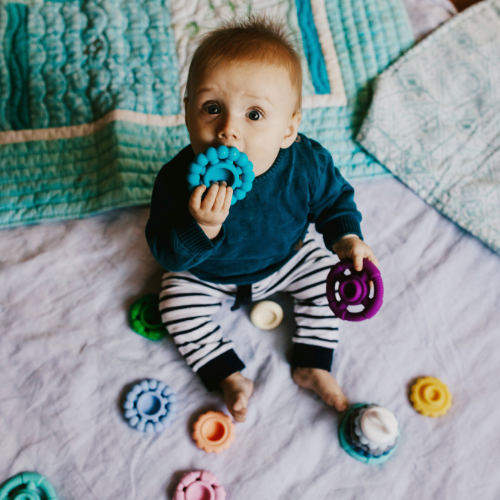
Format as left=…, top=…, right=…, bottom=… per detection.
left=2, top=2, right=500, bottom=499
left=403, top=0, right=456, bottom=39
left=2, top=176, right=499, bottom=499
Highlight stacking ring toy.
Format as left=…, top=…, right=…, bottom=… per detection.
left=326, top=258, right=383, bottom=322
left=186, top=145, right=255, bottom=205
left=410, top=377, right=452, bottom=417
left=0, top=472, right=58, bottom=500
left=338, top=403, right=399, bottom=464
left=174, top=471, right=226, bottom=500
left=251, top=301, right=284, bottom=330
left=123, top=379, right=178, bottom=433
left=129, top=294, right=167, bottom=341
left=192, top=411, right=235, bottom=453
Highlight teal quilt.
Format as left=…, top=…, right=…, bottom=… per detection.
left=358, top=0, right=500, bottom=256
left=0, top=0, right=413, bottom=227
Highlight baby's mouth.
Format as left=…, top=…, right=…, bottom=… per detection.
left=211, top=142, right=240, bottom=151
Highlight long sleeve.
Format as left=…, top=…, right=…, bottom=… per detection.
left=145, top=149, right=226, bottom=272
left=308, top=143, right=363, bottom=249
left=145, top=135, right=364, bottom=284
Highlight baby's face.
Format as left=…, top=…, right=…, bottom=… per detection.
left=185, top=60, right=301, bottom=177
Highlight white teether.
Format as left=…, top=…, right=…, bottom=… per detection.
left=250, top=301, right=284, bottom=330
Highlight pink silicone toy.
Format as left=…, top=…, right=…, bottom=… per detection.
left=174, top=471, right=226, bottom=500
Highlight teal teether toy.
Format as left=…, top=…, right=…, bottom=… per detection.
left=0, top=472, right=58, bottom=500
left=186, top=145, right=255, bottom=205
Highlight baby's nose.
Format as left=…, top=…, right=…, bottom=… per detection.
left=217, top=113, right=240, bottom=141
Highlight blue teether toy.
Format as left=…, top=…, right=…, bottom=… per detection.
left=123, top=379, right=178, bottom=433
left=186, top=145, right=255, bottom=205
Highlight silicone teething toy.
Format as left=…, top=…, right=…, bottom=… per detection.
left=326, top=258, right=383, bottom=322
left=186, top=145, right=255, bottom=205
left=129, top=294, right=167, bottom=341
left=192, top=411, right=235, bottom=453
left=251, top=301, right=284, bottom=330
left=410, top=377, right=452, bottom=417
left=123, top=379, right=178, bottom=433
left=338, top=403, right=399, bottom=464
left=174, top=471, right=226, bottom=500
left=0, top=472, right=58, bottom=500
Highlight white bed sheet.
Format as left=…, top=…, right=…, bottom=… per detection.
left=3, top=3, right=499, bottom=499
left=2, top=175, right=499, bottom=499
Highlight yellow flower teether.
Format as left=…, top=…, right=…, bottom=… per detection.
left=410, top=377, right=452, bottom=417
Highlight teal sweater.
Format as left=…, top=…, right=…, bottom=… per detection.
left=146, top=133, right=363, bottom=285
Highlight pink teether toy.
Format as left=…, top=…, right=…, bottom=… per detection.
left=174, top=470, right=226, bottom=500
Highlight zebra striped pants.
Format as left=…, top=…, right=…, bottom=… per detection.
left=159, top=236, right=340, bottom=390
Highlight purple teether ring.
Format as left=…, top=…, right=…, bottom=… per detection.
left=326, top=259, right=383, bottom=322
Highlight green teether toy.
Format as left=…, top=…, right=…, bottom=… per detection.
left=129, top=294, right=167, bottom=341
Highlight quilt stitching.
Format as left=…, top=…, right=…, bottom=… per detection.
left=358, top=0, right=500, bottom=255
left=0, top=0, right=414, bottom=227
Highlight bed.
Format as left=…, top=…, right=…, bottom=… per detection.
left=1, top=1, right=499, bottom=499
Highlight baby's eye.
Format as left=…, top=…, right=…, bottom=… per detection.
left=247, top=110, right=262, bottom=121
left=203, top=103, right=220, bottom=115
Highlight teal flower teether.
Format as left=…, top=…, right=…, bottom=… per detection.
left=186, top=145, right=255, bottom=205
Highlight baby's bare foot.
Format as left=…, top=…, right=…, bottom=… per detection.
left=293, top=367, right=348, bottom=412
left=219, top=372, right=254, bottom=422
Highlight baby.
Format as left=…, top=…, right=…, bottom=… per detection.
left=146, top=16, right=378, bottom=422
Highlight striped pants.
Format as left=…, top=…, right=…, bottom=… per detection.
left=159, top=236, right=340, bottom=390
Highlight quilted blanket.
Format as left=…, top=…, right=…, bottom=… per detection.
left=6, top=4, right=499, bottom=500
left=358, top=0, right=500, bottom=255
left=0, top=0, right=413, bottom=228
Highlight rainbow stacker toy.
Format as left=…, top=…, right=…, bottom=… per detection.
left=123, top=379, right=178, bottom=433
left=410, top=377, right=452, bottom=417
left=339, top=403, right=399, bottom=464
left=186, top=145, right=255, bottom=205
left=192, top=411, right=235, bottom=453
left=326, top=258, right=384, bottom=322
left=0, top=472, right=58, bottom=500
left=129, top=294, right=167, bottom=341
left=174, top=471, right=226, bottom=500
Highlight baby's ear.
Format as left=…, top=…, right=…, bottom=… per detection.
left=281, top=111, right=302, bottom=149
left=183, top=97, right=189, bottom=127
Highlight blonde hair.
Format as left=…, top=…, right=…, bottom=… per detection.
left=186, top=15, right=303, bottom=113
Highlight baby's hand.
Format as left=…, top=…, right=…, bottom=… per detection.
left=332, top=234, right=379, bottom=271
left=189, top=182, right=233, bottom=240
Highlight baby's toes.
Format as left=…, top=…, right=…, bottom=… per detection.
left=231, top=393, right=248, bottom=421
left=325, top=391, right=348, bottom=412
left=333, top=394, right=348, bottom=412
left=232, top=407, right=247, bottom=422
